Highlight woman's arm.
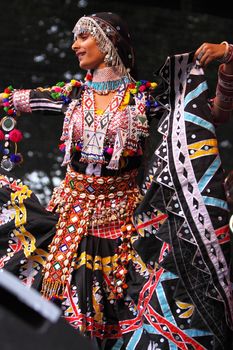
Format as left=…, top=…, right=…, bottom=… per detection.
left=0, top=88, right=63, bottom=115
left=194, top=42, right=233, bottom=125
left=0, top=80, right=81, bottom=115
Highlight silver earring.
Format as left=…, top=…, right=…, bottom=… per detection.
left=104, top=53, right=112, bottom=66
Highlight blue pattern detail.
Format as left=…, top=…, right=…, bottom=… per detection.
left=202, top=196, right=229, bottom=210
left=126, top=327, right=143, bottom=350
left=144, top=322, right=212, bottom=342
left=198, top=156, right=221, bottom=193
left=184, top=81, right=208, bottom=106
left=160, top=271, right=178, bottom=282
left=185, top=328, right=212, bottom=337
left=184, top=112, right=216, bottom=135
left=157, top=284, right=177, bottom=325
left=112, top=338, right=124, bottom=350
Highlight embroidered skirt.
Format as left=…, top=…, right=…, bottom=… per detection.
left=0, top=169, right=232, bottom=349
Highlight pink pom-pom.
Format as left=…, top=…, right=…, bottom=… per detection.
left=59, top=143, right=66, bottom=152
left=106, top=147, right=113, bottom=155
left=54, top=87, right=62, bottom=92
left=0, top=130, right=5, bottom=141
left=139, top=85, right=146, bottom=92
left=8, top=129, right=23, bottom=142
left=75, top=145, right=81, bottom=151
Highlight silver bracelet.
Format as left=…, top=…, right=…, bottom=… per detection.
left=218, top=41, right=233, bottom=64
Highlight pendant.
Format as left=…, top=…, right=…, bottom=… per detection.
left=1, top=158, right=14, bottom=171
left=1, top=117, right=16, bottom=132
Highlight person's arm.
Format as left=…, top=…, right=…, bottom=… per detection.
left=0, top=80, right=81, bottom=115
left=194, top=42, right=233, bottom=125
left=0, top=87, right=63, bottom=115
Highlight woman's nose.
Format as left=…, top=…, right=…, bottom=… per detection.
left=72, top=39, right=80, bottom=51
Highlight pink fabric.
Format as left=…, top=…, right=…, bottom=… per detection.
left=12, top=90, right=32, bottom=113
left=72, top=103, right=129, bottom=144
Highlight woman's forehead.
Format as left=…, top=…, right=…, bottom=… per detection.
left=73, top=26, right=91, bottom=39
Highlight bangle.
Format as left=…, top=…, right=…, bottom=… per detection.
left=216, top=64, right=233, bottom=102
left=214, top=102, right=232, bottom=112
left=221, top=41, right=229, bottom=53
left=218, top=41, right=233, bottom=64
left=218, top=41, right=229, bottom=62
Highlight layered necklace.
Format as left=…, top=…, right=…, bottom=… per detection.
left=85, top=66, right=131, bottom=95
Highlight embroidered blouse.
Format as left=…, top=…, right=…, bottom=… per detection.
left=11, top=82, right=160, bottom=176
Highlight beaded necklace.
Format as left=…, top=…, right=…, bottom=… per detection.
left=85, top=66, right=131, bottom=95
left=86, top=77, right=130, bottom=95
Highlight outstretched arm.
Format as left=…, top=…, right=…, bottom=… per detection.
left=194, top=42, right=233, bottom=125
left=0, top=87, right=63, bottom=115
left=0, top=80, right=81, bottom=115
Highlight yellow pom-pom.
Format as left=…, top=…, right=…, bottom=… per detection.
left=120, top=91, right=130, bottom=110
left=71, top=79, right=77, bottom=86
left=150, top=82, right=158, bottom=89
left=2, top=93, right=10, bottom=98
left=123, top=150, right=129, bottom=157
left=124, top=91, right=130, bottom=104
left=129, top=88, right=137, bottom=94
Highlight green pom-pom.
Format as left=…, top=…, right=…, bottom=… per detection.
left=56, top=82, right=65, bottom=87
left=51, top=92, right=59, bottom=99
left=8, top=85, right=14, bottom=91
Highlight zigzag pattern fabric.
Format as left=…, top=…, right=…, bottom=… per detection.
left=131, top=52, right=232, bottom=349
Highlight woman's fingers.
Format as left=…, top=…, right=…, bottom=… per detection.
left=194, top=43, right=227, bottom=66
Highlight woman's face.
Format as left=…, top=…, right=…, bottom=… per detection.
left=72, top=32, right=106, bottom=70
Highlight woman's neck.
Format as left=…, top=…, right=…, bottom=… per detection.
left=92, top=66, right=123, bottom=82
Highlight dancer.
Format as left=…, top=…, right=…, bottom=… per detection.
left=0, top=12, right=232, bottom=349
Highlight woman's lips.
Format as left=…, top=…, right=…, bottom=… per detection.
left=76, top=51, right=86, bottom=60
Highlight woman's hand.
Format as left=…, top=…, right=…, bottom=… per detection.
left=194, top=42, right=227, bottom=67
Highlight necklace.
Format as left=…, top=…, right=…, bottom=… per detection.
left=85, top=66, right=131, bottom=95
left=86, top=77, right=130, bottom=95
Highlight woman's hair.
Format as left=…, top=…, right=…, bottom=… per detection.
left=72, top=12, right=137, bottom=79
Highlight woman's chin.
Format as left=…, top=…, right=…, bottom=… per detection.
left=79, top=62, right=88, bottom=70
left=79, top=61, right=106, bottom=71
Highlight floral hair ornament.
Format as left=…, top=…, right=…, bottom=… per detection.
left=0, top=85, right=23, bottom=171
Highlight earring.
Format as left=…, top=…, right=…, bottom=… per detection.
left=104, top=53, right=112, bottom=66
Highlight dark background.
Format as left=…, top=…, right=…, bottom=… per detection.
left=0, top=1, right=232, bottom=349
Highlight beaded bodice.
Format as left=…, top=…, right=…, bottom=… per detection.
left=72, top=103, right=129, bottom=143
left=61, top=85, right=149, bottom=170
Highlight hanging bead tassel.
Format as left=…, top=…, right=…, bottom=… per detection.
left=0, top=85, right=23, bottom=171
left=110, top=217, right=136, bottom=299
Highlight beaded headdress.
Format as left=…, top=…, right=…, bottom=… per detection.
left=72, top=12, right=136, bottom=79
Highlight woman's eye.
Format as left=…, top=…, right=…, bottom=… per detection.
left=80, top=33, right=89, bottom=39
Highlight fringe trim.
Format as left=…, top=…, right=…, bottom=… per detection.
left=41, top=279, right=66, bottom=300
left=80, top=153, right=106, bottom=164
